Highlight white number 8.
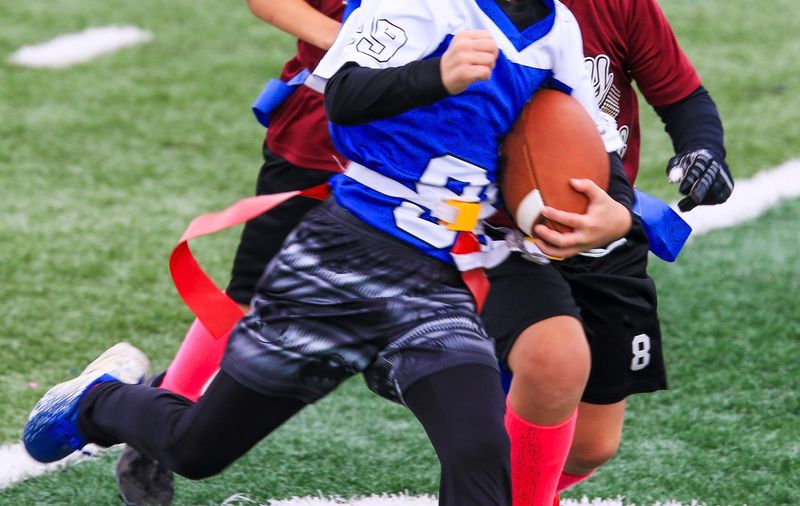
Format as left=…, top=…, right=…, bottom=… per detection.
left=630, top=334, right=651, bottom=371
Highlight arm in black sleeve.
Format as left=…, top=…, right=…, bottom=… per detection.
left=324, top=59, right=451, bottom=126
left=654, top=85, right=726, bottom=160
left=607, top=150, right=634, bottom=210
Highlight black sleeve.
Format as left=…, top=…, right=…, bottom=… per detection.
left=607, top=151, right=634, bottom=210
left=324, top=59, right=451, bottom=126
left=654, top=85, right=726, bottom=160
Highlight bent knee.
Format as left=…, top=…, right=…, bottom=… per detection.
left=508, top=317, right=590, bottom=399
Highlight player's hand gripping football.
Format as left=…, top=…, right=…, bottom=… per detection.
left=532, top=179, right=632, bottom=259
left=666, top=148, right=734, bottom=212
left=440, top=30, right=499, bottom=95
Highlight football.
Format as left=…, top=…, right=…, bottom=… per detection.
left=501, top=88, right=610, bottom=235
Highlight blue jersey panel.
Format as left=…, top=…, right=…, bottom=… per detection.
left=330, top=49, right=551, bottom=262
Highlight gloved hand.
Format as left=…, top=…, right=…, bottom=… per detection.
left=666, top=148, right=734, bottom=212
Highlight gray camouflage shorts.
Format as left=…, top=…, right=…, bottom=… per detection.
left=220, top=198, right=499, bottom=404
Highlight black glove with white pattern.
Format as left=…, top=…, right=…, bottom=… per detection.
left=666, top=148, right=734, bottom=212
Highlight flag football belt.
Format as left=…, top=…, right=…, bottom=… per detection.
left=345, top=162, right=515, bottom=311
left=169, top=184, right=329, bottom=339
left=344, top=162, right=497, bottom=231
left=632, top=188, right=692, bottom=262
left=169, top=180, right=498, bottom=340
left=251, top=68, right=311, bottom=128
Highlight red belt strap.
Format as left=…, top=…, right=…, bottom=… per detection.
left=451, top=232, right=490, bottom=313
left=169, top=184, right=329, bottom=339
left=169, top=185, right=489, bottom=339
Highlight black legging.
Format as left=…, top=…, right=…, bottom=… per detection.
left=78, top=365, right=510, bottom=506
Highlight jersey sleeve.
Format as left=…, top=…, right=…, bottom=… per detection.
left=550, top=3, right=624, bottom=153
left=312, top=0, right=453, bottom=84
left=625, top=0, right=701, bottom=107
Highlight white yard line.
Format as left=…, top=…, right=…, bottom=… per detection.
left=675, top=159, right=800, bottom=236
left=9, top=25, right=152, bottom=69
left=222, top=493, right=706, bottom=506
left=0, top=443, right=98, bottom=489
left=2, top=161, right=797, bottom=499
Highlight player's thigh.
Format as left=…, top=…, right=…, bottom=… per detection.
left=223, top=203, right=391, bottom=403
left=366, top=280, right=499, bottom=404
left=482, top=253, right=582, bottom=364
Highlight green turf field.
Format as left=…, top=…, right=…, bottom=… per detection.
left=1, top=0, right=799, bottom=504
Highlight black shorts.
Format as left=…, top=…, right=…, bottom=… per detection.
left=221, top=198, right=499, bottom=404
left=482, top=218, right=667, bottom=404
left=225, top=146, right=334, bottom=305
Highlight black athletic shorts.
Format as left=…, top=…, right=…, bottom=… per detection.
left=225, top=145, right=333, bottom=305
left=482, top=217, right=667, bottom=404
left=221, top=198, right=499, bottom=404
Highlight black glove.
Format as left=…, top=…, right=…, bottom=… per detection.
left=666, top=148, right=734, bottom=212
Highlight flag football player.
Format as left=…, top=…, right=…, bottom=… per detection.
left=481, top=0, right=734, bottom=499
left=22, top=1, right=633, bottom=505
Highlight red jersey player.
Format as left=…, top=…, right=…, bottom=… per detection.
left=562, top=0, right=732, bottom=490
left=481, top=0, right=733, bottom=502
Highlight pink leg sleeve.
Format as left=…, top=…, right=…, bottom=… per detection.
left=159, top=318, right=230, bottom=402
left=506, top=402, right=577, bottom=506
left=557, top=470, right=593, bottom=492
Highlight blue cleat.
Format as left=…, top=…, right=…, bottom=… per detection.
left=23, top=342, right=150, bottom=463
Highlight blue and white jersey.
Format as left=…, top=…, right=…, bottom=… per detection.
left=312, top=0, right=623, bottom=266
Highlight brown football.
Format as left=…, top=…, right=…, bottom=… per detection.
left=501, top=88, right=610, bottom=235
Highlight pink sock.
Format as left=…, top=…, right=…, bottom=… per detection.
left=159, top=318, right=231, bottom=402
left=557, top=470, right=593, bottom=492
left=505, top=403, right=577, bottom=506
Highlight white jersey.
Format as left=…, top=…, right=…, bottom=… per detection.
left=311, top=0, right=623, bottom=266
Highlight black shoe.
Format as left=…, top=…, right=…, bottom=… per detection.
left=116, top=444, right=174, bottom=506
left=115, top=371, right=173, bottom=505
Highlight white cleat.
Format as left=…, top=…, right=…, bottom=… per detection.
left=23, top=342, right=150, bottom=463
left=80, top=342, right=151, bottom=385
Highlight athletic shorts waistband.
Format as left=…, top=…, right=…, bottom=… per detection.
left=317, top=197, right=462, bottom=285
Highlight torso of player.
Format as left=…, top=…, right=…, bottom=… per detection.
left=320, top=0, right=592, bottom=265
left=562, top=0, right=700, bottom=184
left=266, top=0, right=345, bottom=173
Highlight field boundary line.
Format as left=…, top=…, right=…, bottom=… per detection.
left=9, top=25, right=152, bottom=69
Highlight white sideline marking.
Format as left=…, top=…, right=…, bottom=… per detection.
left=9, top=25, right=152, bottom=69
left=0, top=443, right=98, bottom=489
left=221, top=494, right=706, bottom=506
left=675, top=159, right=800, bottom=236
left=3, top=162, right=797, bottom=497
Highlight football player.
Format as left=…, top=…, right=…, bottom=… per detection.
left=22, top=1, right=633, bottom=505
left=481, top=0, right=734, bottom=500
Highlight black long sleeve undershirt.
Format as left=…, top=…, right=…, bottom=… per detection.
left=654, top=85, right=726, bottom=162
left=324, top=59, right=449, bottom=126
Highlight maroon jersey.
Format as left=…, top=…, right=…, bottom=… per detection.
left=563, top=0, right=701, bottom=184
left=266, top=0, right=345, bottom=173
